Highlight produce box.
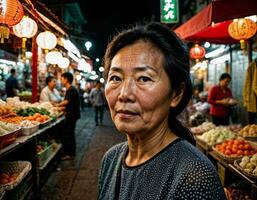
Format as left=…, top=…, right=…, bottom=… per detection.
left=39, top=119, right=51, bottom=129
left=37, top=144, right=52, bottom=168
left=0, top=161, right=31, bottom=191
left=21, top=122, right=39, bottom=136
left=0, top=128, right=21, bottom=149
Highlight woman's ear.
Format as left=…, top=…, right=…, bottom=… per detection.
left=170, top=83, right=185, bottom=108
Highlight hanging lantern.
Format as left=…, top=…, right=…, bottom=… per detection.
left=58, top=57, right=70, bottom=69
left=45, top=51, right=62, bottom=64
left=228, top=18, right=257, bottom=49
left=0, top=0, right=24, bottom=43
left=12, top=16, right=38, bottom=49
left=189, top=44, right=206, bottom=62
left=36, top=31, right=57, bottom=51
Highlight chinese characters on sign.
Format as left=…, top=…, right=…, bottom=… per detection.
left=161, top=0, right=179, bottom=23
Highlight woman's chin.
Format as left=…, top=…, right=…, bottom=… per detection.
left=115, top=123, right=140, bottom=134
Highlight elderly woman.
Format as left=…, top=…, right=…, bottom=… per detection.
left=98, top=22, right=226, bottom=200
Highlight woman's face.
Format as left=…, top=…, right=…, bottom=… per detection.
left=220, top=78, right=231, bottom=88
left=105, top=41, right=173, bottom=135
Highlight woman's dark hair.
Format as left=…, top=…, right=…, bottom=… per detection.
left=61, top=72, right=73, bottom=84
left=219, top=73, right=231, bottom=81
left=103, top=22, right=195, bottom=145
left=46, top=75, right=55, bottom=85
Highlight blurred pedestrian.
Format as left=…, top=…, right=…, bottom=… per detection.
left=40, top=75, right=62, bottom=104
left=208, top=73, right=237, bottom=126
left=90, top=81, right=105, bottom=126
left=5, top=68, right=19, bottom=97
left=57, top=72, right=80, bottom=160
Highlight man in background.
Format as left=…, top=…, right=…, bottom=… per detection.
left=90, top=81, right=105, bottom=126
left=5, top=68, right=19, bottom=97
left=57, top=72, right=80, bottom=160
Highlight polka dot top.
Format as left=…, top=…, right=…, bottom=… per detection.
left=98, top=138, right=226, bottom=200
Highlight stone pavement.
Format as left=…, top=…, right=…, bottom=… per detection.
left=40, top=107, right=126, bottom=200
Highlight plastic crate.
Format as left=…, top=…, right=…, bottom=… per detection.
left=21, top=123, right=39, bottom=136
left=37, top=144, right=53, bottom=168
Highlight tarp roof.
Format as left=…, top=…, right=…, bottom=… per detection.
left=175, top=0, right=257, bottom=44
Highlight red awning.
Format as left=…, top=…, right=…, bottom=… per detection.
left=175, top=0, right=257, bottom=44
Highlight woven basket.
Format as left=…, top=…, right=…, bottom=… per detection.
left=0, top=161, right=31, bottom=191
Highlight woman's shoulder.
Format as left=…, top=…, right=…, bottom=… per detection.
left=103, top=142, right=127, bottom=161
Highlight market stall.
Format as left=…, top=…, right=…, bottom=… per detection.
left=0, top=97, right=64, bottom=199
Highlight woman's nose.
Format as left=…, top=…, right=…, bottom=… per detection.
left=118, top=78, right=136, bottom=102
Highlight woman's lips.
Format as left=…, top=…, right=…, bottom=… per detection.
left=116, top=110, right=138, bottom=119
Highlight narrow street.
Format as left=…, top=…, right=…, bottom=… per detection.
left=40, top=107, right=126, bottom=200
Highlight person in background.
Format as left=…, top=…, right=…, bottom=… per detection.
left=5, top=68, right=19, bottom=97
left=40, top=75, right=62, bottom=104
left=208, top=73, right=237, bottom=126
left=90, top=81, right=105, bottom=126
left=57, top=72, right=80, bottom=160
left=98, top=22, right=225, bottom=199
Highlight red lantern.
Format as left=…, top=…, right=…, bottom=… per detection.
left=189, top=44, right=206, bottom=62
left=228, top=18, right=257, bottom=49
left=0, top=0, right=24, bottom=43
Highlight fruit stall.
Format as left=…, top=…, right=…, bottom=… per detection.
left=0, top=97, right=64, bottom=200
left=191, top=122, right=257, bottom=200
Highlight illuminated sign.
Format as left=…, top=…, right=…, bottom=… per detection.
left=161, top=0, right=179, bottom=23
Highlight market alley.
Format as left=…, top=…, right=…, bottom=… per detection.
left=40, top=107, right=126, bottom=200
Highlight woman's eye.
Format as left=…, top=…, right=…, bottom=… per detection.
left=138, top=76, right=151, bottom=82
left=109, top=75, right=121, bottom=82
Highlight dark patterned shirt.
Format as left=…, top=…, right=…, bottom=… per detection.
left=98, top=138, right=226, bottom=200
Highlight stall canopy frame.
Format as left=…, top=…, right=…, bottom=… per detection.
left=175, top=0, right=257, bottom=44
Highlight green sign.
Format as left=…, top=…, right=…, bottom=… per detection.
left=161, top=0, right=179, bottom=23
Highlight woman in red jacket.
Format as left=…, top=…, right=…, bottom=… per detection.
left=208, top=73, right=236, bottom=125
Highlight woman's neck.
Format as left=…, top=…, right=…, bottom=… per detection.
left=47, top=86, right=54, bottom=91
left=125, top=125, right=177, bottom=167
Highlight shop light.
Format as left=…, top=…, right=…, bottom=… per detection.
left=58, top=57, right=70, bottom=69
left=0, top=59, right=16, bottom=66
left=25, top=51, right=32, bottom=58
left=61, top=38, right=81, bottom=58
left=91, top=71, right=96, bottom=75
left=96, top=58, right=100, bottom=62
left=210, top=54, right=230, bottom=64
left=204, top=42, right=210, bottom=48
left=76, top=74, right=82, bottom=81
left=68, top=52, right=81, bottom=63
left=99, top=66, right=104, bottom=72
left=46, top=51, right=62, bottom=64
left=205, top=46, right=226, bottom=58
left=100, top=78, right=105, bottom=83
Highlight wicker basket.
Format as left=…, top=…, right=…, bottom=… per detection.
left=0, top=161, right=32, bottom=191
left=234, top=159, right=257, bottom=179
left=212, top=147, right=243, bottom=163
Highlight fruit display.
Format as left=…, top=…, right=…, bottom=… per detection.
left=235, top=153, right=257, bottom=176
left=190, top=122, right=216, bottom=135
left=214, top=139, right=256, bottom=158
left=198, top=127, right=235, bottom=146
left=239, top=124, right=257, bottom=138
left=224, top=188, right=252, bottom=200
left=0, top=172, right=19, bottom=184
left=227, top=124, right=242, bottom=133
left=24, top=113, right=50, bottom=123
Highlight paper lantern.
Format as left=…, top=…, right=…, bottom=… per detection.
left=36, top=31, right=57, bottom=50
left=0, top=0, right=24, bottom=43
left=189, top=44, right=206, bottom=62
left=228, top=18, right=257, bottom=49
left=58, top=57, right=70, bottom=69
left=12, top=16, right=38, bottom=49
left=45, top=51, right=62, bottom=64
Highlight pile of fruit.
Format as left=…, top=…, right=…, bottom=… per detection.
left=239, top=124, right=257, bottom=138
left=190, top=122, right=216, bottom=135
left=0, top=122, right=19, bottom=136
left=0, top=172, right=19, bottom=184
left=214, top=139, right=256, bottom=157
left=224, top=188, right=252, bottom=200
left=199, top=127, right=235, bottom=146
left=237, top=153, right=257, bottom=175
